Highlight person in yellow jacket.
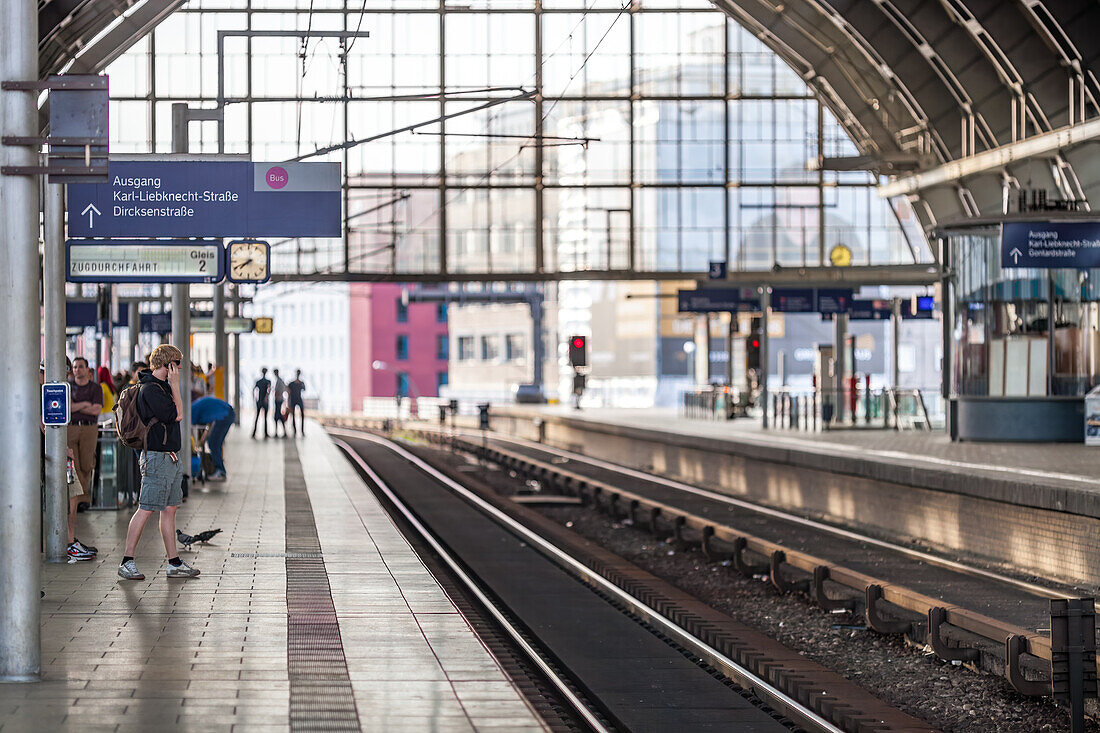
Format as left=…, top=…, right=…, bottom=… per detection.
left=97, top=366, right=116, bottom=414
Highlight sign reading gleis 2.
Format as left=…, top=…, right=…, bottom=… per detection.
left=67, top=161, right=341, bottom=237
left=67, top=239, right=224, bottom=284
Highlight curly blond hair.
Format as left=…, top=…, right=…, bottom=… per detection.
left=149, top=344, right=183, bottom=369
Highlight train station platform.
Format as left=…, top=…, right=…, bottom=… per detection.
left=485, top=406, right=1100, bottom=588
left=4, top=423, right=547, bottom=733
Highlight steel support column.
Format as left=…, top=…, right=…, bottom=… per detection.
left=213, top=284, right=227, bottom=397
left=834, top=312, right=849, bottom=424
left=44, top=184, right=68, bottom=565
left=171, top=104, right=192, bottom=489
left=0, top=0, right=42, bottom=681
left=128, top=301, right=140, bottom=363
left=760, top=289, right=770, bottom=429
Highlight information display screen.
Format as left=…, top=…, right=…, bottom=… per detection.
left=67, top=239, right=224, bottom=284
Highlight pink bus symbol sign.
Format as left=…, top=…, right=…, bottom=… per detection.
left=265, top=166, right=289, bottom=189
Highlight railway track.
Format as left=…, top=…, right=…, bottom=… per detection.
left=330, top=427, right=934, bottom=733
left=387, top=422, right=1095, bottom=701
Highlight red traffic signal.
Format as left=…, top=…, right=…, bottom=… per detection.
left=568, top=335, right=588, bottom=368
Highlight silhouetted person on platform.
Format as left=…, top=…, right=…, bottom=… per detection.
left=251, top=367, right=271, bottom=439
left=272, top=368, right=288, bottom=438
left=287, top=370, right=306, bottom=437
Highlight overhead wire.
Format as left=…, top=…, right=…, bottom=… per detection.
left=290, top=0, right=631, bottom=277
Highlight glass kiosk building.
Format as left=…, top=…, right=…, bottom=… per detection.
left=943, top=217, right=1100, bottom=441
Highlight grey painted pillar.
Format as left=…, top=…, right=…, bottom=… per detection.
left=725, top=314, right=735, bottom=387
left=44, top=184, right=68, bottom=564
left=891, top=297, right=902, bottom=428
left=171, top=104, right=192, bottom=485
left=232, top=286, right=241, bottom=424
left=171, top=286, right=192, bottom=487
left=0, top=0, right=42, bottom=681
left=694, top=314, right=710, bottom=385
left=529, top=294, right=545, bottom=397
left=760, top=289, right=770, bottom=429
left=834, top=312, right=849, bottom=423
left=213, top=283, right=226, bottom=396
left=128, top=301, right=140, bottom=364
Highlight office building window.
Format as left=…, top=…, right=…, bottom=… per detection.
left=457, top=335, right=475, bottom=361
left=505, top=333, right=526, bottom=361
left=397, top=372, right=410, bottom=397
left=480, top=335, right=499, bottom=361
left=396, top=334, right=409, bottom=360
left=396, top=297, right=408, bottom=323
left=437, top=371, right=448, bottom=391
left=436, top=334, right=448, bottom=360
left=436, top=303, right=447, bottom=323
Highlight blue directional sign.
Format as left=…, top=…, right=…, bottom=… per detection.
left=679, top=286, right=855, bottom=314
left=677, top=287, right=758, bottom=313
left=770, top=288, right=854, bottom=314
left=42, top=383, right=70, bottom=426
left=849, top=299, right=893, bottom=320
left=1002, top=221, right=1100, bottom=269
left=67, top=160, right=341, bottom=238
left=816, top=288, right=854, bottom=314
left=771, top=288, right=816, bottom=313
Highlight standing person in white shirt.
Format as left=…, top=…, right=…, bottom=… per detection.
left=271, top=368, right=288, bottom=438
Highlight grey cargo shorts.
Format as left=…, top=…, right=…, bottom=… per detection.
left=138, top=450, right=184, bottom=511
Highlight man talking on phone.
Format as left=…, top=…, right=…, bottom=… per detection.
left=118, top=345, right=200, bottom=581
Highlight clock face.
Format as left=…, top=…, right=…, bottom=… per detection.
left=227, top=241, right=270, bottom=283
left=829, top=244, right=852, bottom=267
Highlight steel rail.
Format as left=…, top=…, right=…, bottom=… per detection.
left=416, top=428, right=1081, bottom=687
left=330, top=429, right=845, bottom=733
left=450, top=427, right=1067, bottom=600
left=331, top=436, right=612, bottom=733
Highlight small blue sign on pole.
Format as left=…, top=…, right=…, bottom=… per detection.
left=67, top=160, right=342, bottom=238
left=42, top=383, right=70, bottom=426
left=1002, top=221, right=1100, bottom=268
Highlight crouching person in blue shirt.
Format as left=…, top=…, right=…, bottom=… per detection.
left=191, top=395, right=236, bottom=481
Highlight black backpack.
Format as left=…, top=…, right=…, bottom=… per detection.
left=114, top=383, right=160, bottom=450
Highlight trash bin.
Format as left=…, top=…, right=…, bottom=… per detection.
left=93, top=425, right=134, bottom=510
left=1085, top=385, right=1100, bottom=446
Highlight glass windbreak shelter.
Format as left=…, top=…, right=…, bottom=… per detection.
left=946, top=221, right=1100, bottom=441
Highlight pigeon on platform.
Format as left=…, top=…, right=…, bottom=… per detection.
left=177, top=528, right=222, bottom=548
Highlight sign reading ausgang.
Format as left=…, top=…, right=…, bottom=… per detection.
left=67, top=239, right=224, bottom=284
left=66, top=160, right=341, bottom=238
left=1002, top=221, right=1100, bottom=268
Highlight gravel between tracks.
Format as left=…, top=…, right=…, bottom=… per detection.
left=424, top=444, right=1095, bottom=733
left=536, top=505, right=1094, bottom=733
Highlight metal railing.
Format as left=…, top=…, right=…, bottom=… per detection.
left=681, top=385, right=943, bottom=432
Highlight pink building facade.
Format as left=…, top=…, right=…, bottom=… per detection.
left=349, top=283, right=449, bottom=407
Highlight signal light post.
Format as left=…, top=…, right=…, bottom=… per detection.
left=568, top=335, right=589, bottom=410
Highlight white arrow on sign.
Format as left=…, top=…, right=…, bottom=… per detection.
left=1010, top=247, right=1022, bottom=264
left=81, top=203, right=101, bottom=229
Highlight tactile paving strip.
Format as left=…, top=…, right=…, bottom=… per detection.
left=284, top=441, right=361, bottom=732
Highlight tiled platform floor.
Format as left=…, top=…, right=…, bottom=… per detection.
left=1, top=422, right=547, bottom=733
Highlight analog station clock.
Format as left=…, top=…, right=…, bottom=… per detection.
left=829, top=243, right=852, bottom=268
left=226, top=240, right=270, bottom=283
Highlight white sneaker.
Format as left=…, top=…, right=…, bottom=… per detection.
left=166, top=560, right=200, bottom=578
left=118, top=559, right=145, bottom=580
